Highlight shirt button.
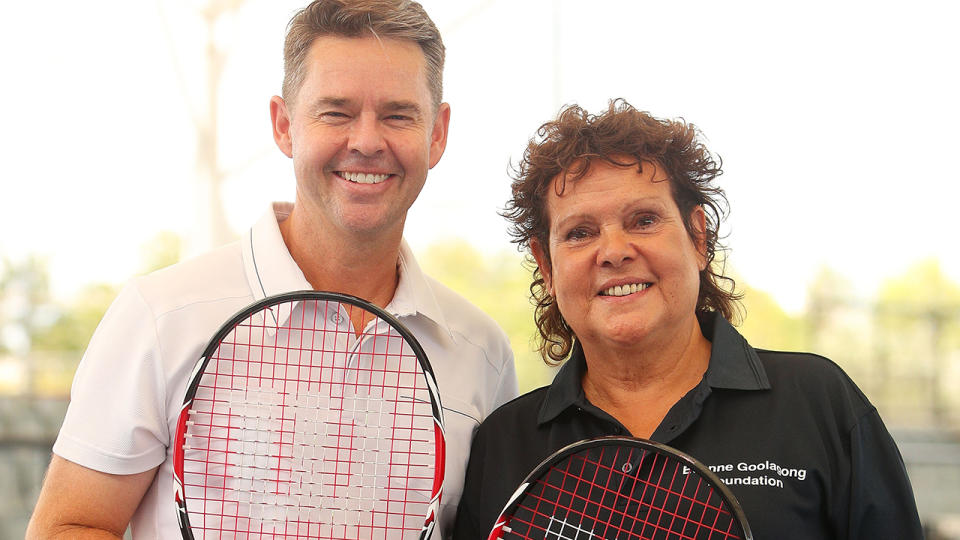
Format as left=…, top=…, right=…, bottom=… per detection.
left=332, top=313, right=344, bottom=325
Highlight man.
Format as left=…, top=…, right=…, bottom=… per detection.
left=26, top=1, right=517, bottom=538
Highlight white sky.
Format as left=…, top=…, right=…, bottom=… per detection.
left=2, top=0, right=958, bottom=312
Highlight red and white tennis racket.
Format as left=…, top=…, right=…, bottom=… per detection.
left=489, top=437, right=752, bottom=540
left=173, top=291, right=445, bottom=539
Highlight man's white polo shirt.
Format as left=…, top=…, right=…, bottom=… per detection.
left=53, top=203, right=518, bottom=538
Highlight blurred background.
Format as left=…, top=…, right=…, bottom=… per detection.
left=2, top=0, right=959, bottom=537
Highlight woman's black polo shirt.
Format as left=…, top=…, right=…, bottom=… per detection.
left=453, top=311, right=923, bottom=539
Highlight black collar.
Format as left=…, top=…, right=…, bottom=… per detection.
left=537, top=311, right=771, bottom=426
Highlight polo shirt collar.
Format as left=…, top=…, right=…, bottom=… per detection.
left=536, top=310, right=770, bottom=426
left=241, top=203, right=454, bottom=340
left=243, top=203, right=312, bottom=303
left=388, top=241, right=453, bottom=339
left=537, top=341, right=589, bottom=425
left=698, top=311, right=771, bottom=390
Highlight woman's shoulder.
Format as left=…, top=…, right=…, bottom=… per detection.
left=751, top=347, right=874, bottom=417
left=753, top=348, right=852, bottom=380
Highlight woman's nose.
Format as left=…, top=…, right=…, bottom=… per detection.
left=596, top=228, right=636, bottom=267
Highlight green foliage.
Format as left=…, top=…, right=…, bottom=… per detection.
left=737, top=281, right=807, bottom=352
left=30, top=283, right=119, bottom=353
left=0, top=256, right=56, bottom=356
left=140, top=231, right=183, bottom=274
left=0, top=233, right=182, bottom=396
left=0, top=257, right=119, bottom=396
left=877, top=259, right=960, bottom=319
left=418, top=241, right=558, bottom=393
left=28, top=232, right=182, bottom=355
left=873, top=259, right=960, bottom=423
left=805, top=266, right=873, bottom=374
left=874, top=259, right=960, bottom=364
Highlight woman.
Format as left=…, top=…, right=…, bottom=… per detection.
left=453, top=100, right=922, bottom=539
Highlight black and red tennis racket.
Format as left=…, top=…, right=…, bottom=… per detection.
left=173, top=291, right=445, bottom=539
left=489, top=437, right=752, bottom=540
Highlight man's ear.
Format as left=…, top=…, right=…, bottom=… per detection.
left=270, top=96, right=293, bottom=158
left=690, top=205, right=708, bottom=271
left=428, top=102, right=451, bottom=169
left=530, top=237, right=553, bottom=296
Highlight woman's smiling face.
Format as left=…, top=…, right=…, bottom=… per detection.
left=531, top=160, right=707, bottom=351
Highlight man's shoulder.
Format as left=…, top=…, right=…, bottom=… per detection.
left=130, top=241, right=252, bottom=318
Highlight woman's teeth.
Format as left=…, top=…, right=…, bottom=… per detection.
left=601, top=283, right=651, bottom=297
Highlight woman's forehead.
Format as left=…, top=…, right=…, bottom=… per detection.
left=550, top=159, right=671, bottom=203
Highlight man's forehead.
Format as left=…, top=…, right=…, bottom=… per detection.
left=298, top=35, right=430, bottom=96
left=306, top=34, right=427, bottom=70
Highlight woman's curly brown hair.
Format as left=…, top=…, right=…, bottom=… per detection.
left=502, top=99, right=742, bottom=364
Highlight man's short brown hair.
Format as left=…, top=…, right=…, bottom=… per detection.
left=282, top=0, right=445, bottom=109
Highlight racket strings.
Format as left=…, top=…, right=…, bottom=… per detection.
left=502, top=446, right=742, bottom=540
left=179, top=299, right=438, bottom=539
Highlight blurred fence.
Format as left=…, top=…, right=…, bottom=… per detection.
left=897, top=428, right=960, bottom=539
left=0, top=395, right=66, bottom=540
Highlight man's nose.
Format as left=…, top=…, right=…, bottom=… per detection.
left=348, top=113, right=386, bottom=156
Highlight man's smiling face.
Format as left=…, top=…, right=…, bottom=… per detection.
left=272, top=34, right=449, bottom=239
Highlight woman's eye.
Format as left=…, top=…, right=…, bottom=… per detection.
left=565, top=227, right=591, bottom=241
left=634, top=214, right=658, bottom=228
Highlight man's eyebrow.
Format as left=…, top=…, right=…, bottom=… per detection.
left=309, top=97, right=351, bottom=110
left=306, top=97, right=426, bottom=119
left=383, top=100, right=423, bottom=116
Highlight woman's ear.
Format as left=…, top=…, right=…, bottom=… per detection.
left=530, top=238, right=553, bottom=296
left=690, top=205, right=708, bottom=271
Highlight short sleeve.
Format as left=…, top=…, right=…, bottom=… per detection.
left=847, top=409, right=923, bottom=539
left=53, top=281, right=169, bottom=474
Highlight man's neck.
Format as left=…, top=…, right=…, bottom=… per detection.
left=278, top=205, right=402, bottom=311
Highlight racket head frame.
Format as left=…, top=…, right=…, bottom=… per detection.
left=489, top=436, right=752, bottom=540
left=172, top=290, right=446, bottom=540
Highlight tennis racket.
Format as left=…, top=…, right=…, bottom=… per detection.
left=173, top=291, right=445, bottom=539
left=489, top=437, right=752, bottom=540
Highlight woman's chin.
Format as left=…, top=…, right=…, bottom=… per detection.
left=589, top=322, right=654, bottom=350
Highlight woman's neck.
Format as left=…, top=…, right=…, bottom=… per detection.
left=580, top=318, right=711, bottom=438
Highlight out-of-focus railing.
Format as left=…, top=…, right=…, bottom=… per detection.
left=0, top=395, right=67, bottom=540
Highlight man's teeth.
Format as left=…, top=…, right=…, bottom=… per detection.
left=341, top=172, right=390, bottom=184
left=601, top=283, right=651, bottom=297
